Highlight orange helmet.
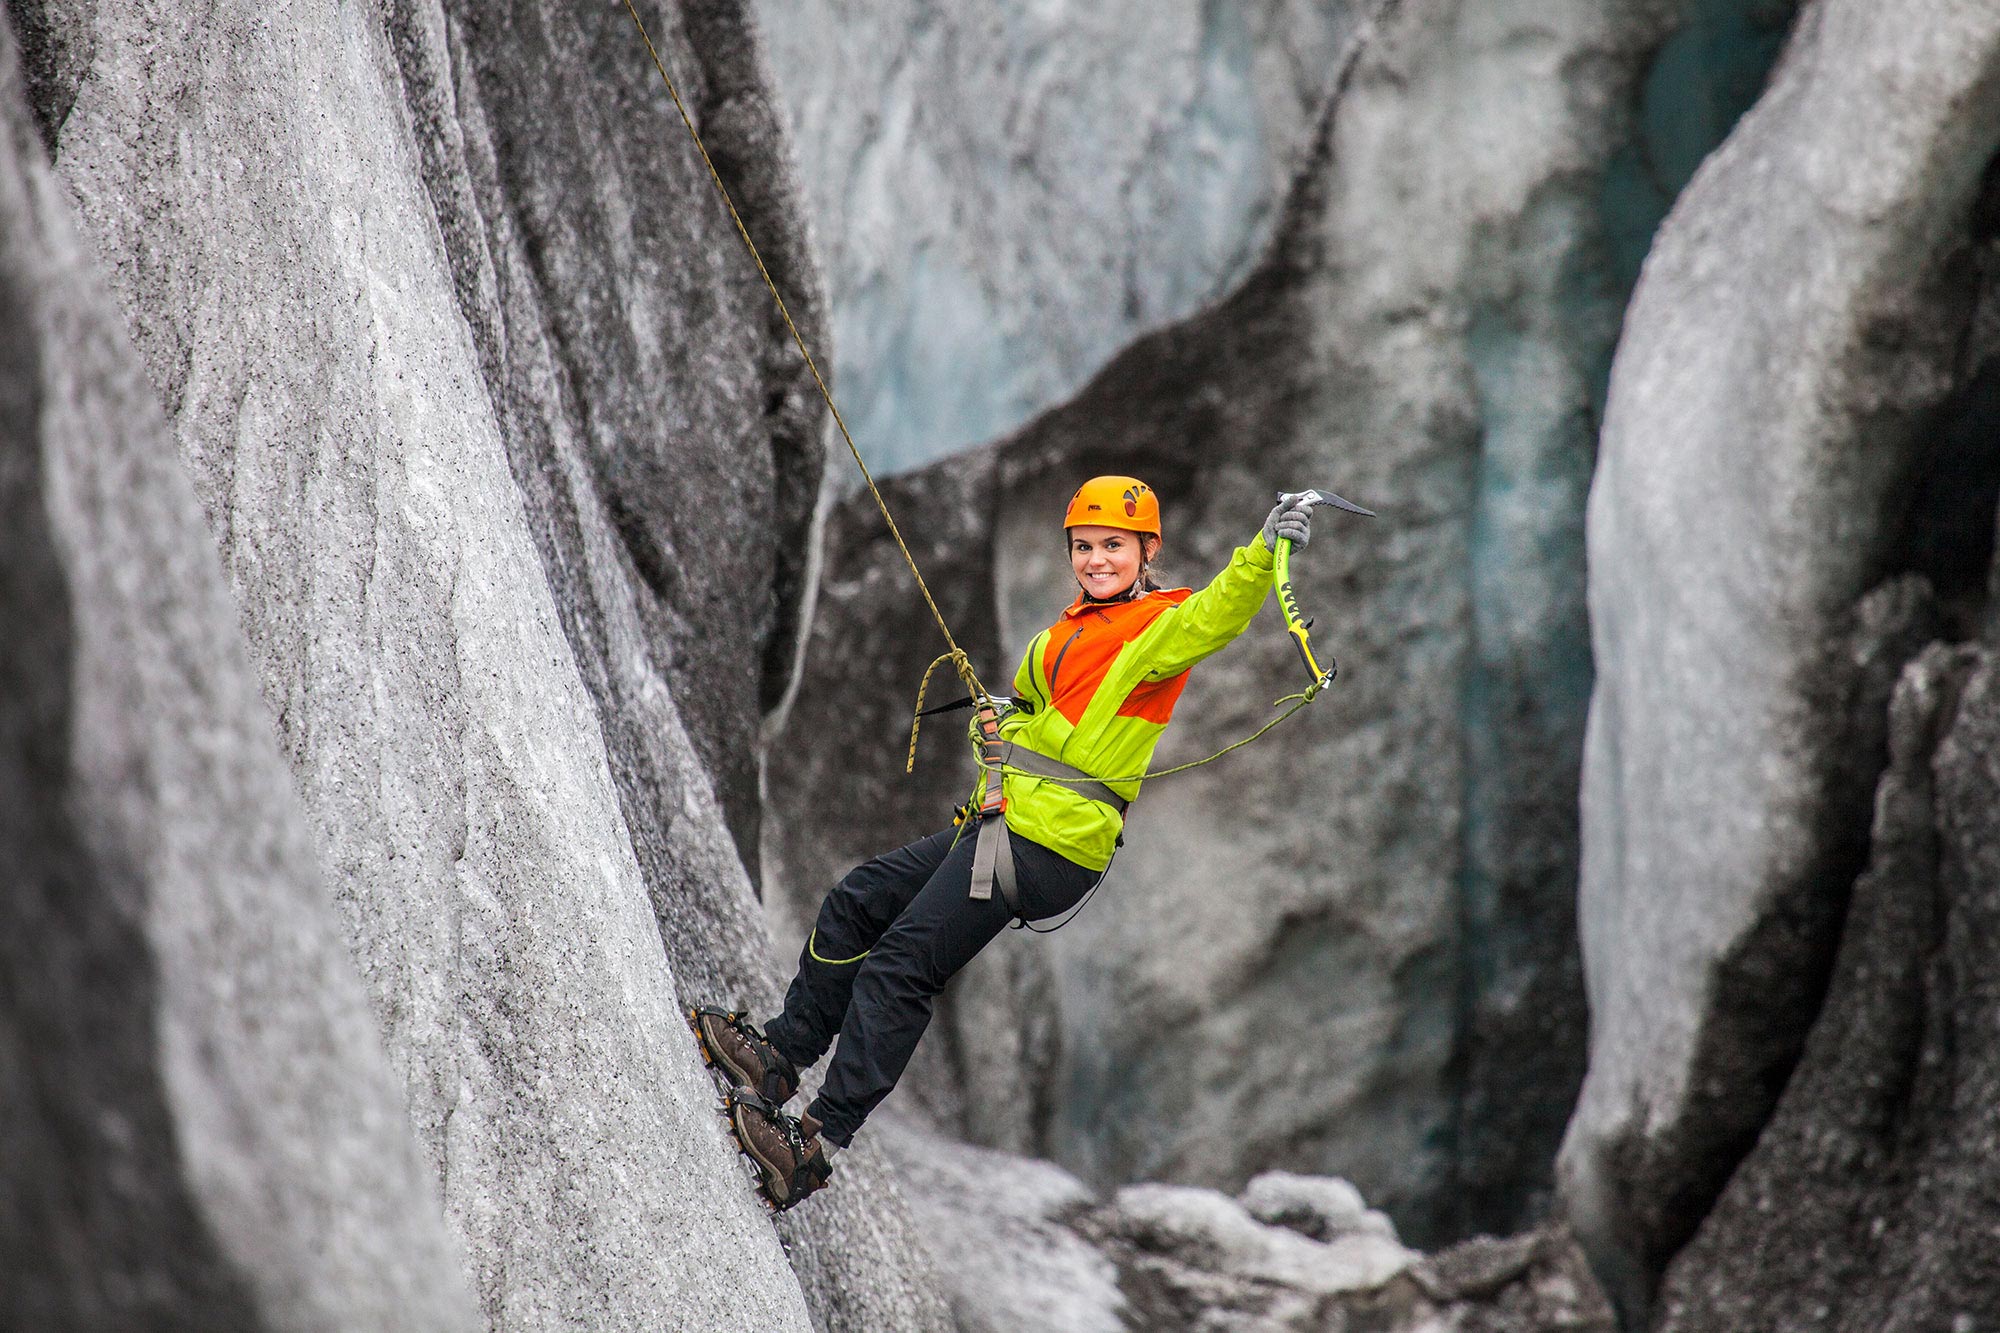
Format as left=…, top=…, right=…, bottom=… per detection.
left=1063, top=476, right=1161, bottom=538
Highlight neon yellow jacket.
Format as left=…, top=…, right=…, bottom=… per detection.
left=969, top=532, right=1277, bottom=870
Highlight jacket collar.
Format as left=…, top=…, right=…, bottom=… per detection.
left=1061, top=588, right=1163, bottom=619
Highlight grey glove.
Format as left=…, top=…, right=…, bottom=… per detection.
left=1262, top=492, right=1313, bottom=550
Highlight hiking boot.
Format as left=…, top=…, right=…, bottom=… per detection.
left=726, top=1089, right=833, bottom=1212
left=690, top=1006, right=800, bottom=1105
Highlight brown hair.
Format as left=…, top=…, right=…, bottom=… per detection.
left=1134, top=534, right=1164, bottom=595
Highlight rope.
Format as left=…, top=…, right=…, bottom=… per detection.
left=618, top=0, right=989, bottom=705
left=905, top=652, right=961, bottom=774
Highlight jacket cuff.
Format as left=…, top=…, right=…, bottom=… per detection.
left=1246, top=531, right=1278, bottom=567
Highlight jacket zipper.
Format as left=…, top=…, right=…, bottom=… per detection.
left=1046, top=625, right=1087, bottom=697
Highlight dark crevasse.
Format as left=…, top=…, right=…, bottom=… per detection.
left=1599, top=0, right=1797, bottom=321
left=4, top=0, right=95, bottom=153
left=1886, top=161, right=2000, bottom=638
left=1444, top=0, right=1799, bottom=1241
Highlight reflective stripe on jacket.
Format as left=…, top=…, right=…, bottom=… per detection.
left=969, top=531, right=1277, bottom=870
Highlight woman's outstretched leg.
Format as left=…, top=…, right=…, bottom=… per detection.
left=719, top=827, right=1094, bottom=1208
left=804, top=830, right=1097, bottom=1145
left=696, top=829, right=956, bottom=1109
left=760, top=827, right=959, bottom=1073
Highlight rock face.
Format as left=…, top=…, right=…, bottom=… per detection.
left=369, top=4, right=945, bottom=1317
left=9, top=0, right=947, bottom=1327
left=754, top=0, right=1363, bottom=471
left=1654, top=641, right=2000, bottom=1332
left=0, top=27, right=476, bottom=1329
left=1560, top=0, right=2000, bottom=1316
left=767, top=0, right=1794, bottom=1243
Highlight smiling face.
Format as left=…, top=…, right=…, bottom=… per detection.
left=1069, top=525, right=1160, bottom=599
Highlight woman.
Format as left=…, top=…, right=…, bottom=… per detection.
left=694, top=477, right=1319, bottom=1209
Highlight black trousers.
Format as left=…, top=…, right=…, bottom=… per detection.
left=763, top=824, right=1100, bottom=1145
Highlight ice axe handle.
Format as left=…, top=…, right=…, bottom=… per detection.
left=1274, top=537, right=1334, bottom=691
left=1271, top=489, right=1371, bottom=693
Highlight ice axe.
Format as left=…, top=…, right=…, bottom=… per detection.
left=1273, top=489, right=1376, bottom=697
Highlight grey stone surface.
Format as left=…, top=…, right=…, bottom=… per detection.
left=1082, top=1202, right=1615, bottom=1333
left=23, top=0, right=948, bottom=1325
left=370, top=3, right=949, bottom=1321
left=0, top=25, right=477, bottom=1329
left=1410, top=1228, right=1617, bottom=1333
left=1653, top=640, right=2000, bottom=1333
left=768, top=0, right=1789, bottom=1243
left=880, top=1116, right=1130, bottom=1333
left=1560, top=0, right=2000, bottom=1316
left=1241, top=1170, right=1401, bottom=1244
left=889, top=1112, right=1611, bottom=1333
left=755, top=0, right=1363, bottom=472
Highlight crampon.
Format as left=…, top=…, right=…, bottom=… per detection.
left=718, top=1086, right=832, bottom=1213
left=689, top=1007, right=829, bottom=1212
left=688, top=1005, right=799, bottom=1105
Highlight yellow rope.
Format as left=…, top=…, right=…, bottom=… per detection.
left=905, top=652, right=960, bottom=774
left=618, top=0, right=988, bottom=705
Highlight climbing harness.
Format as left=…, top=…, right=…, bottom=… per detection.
left=964, top=716, right=1132, bottom=920
left=1014, top=848, right=1116, bottom=934
left=616, top=8, right=1378, bottom=915
left=943, top=778, right=1116, bottom=934
left=964, top=698, right=1014, bottom=912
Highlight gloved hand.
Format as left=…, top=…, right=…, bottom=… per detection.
left=1262, top=492, right=1314, bottom=550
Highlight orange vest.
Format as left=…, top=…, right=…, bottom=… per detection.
left=974, top=534, right=1278, bottom=870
